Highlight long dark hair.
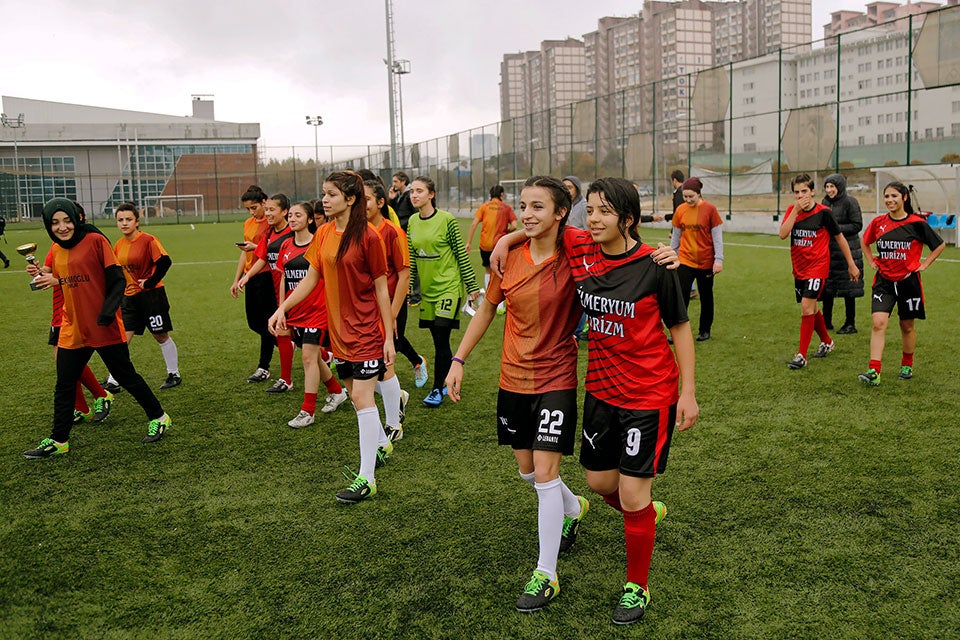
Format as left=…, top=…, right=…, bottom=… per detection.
left=364, top=179, right=390, bottom=221
left=326, top=171, right=369, bottom=263
left=586, top=177, right=641, bottom=252
left=292, top=200, right=317, bottom=234
left=241, top=185, right=268, bottom=205
left=523, top=176, right=571, bottom=279
left=883, top=181, right=914, bottom=214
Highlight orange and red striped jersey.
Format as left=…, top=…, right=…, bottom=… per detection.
left=304, top=222, right=388, bottom=361
left=472, top=199, right=518, bottom=251
left=113, top=231, right=168, bottom=297
left=243, top=216, right=270, bottom=272
left=671, top=200, right=722, bottom=270
left=373, top=217, right=410, bottom=299
left=44, top=249, right=64, bottom=327
left=50, top=234, right=126, bottom=349
left=485, top=242, right=581, bottom=394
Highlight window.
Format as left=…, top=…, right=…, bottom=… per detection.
left=937, top=127, right=944, bottom=138
left=858, top=136, right=865, bottom=145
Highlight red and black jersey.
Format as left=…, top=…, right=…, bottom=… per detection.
left=863, top=213, right=944, bottom=282
left=254, top=225, right=294, bottom=297
left=562, top=228, right=687, bottom=410
left=276, top=236, right=327, bottom=329
left=783, top=203, right=840, bottom=280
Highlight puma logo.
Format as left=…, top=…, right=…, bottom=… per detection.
left=582, top=256, right=596, bottom=271
left=874, top=294, right=883, bottom=302
left=583, top=430, right=599, bottom=449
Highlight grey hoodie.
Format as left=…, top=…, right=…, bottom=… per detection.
left=564, top=175, right=587, bottom=230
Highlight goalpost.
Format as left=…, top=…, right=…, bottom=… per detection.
left=499, top=178, right=529, bottom=204
left=145, top=194, right=206, bottom=223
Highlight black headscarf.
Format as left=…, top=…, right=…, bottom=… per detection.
left=42, top=198, right=100, bottom=249
left=822, top=174, right=847, bottom=206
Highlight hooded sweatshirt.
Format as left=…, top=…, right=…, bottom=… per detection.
left=564, top=175, right=588, bottom=230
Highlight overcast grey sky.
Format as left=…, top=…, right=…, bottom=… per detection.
left=5, top=0, right=871, bottom=150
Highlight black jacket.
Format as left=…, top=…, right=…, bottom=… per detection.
left=822, top=174, right=864, bottom=298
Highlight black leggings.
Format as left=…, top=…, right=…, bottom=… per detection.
left=678, top=265, right=715, bottom=334
left=821, top=295, right=856, bottom=328
left=395, top=304, right=420, bottom=368
left=244, top=272, right=277, bottom=370
left=53, top=343, right=163, bottom=442
left=429, top=325, right=453, bottom=391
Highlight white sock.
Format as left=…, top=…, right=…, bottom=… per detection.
left=374, top=381, right=382, bottom=395
left=559, top=477, right=581, bottom=517
left=535, top=478, right=564, bottom=581
left=519, top=470, right=536, bottom=488
left=356, top=407, right=381, bottom=483
left=483, top=273, right=491, bottom=289
left=159, top=337, right=179, bottom=375
left=379, top=375, right=402, bottom=429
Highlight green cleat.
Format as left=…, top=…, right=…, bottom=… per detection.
left=653, top=500, right=667, bottom=525
left=142, top=413, right=171, bottom=443
left=559, top=495, right=590, bottom=552
left=336, top=470, right=377, bottom=504
left=858, top=368, right=881, bottom=386
left=24, top=438, right=69, bottom=459
left=73, top=409, right=92, bottom=424
left=612, top=582, right=651, bottom=625
left=90, top=391, right=114, bottom=423
left=516, top=570, right=559, bottom=612
left=898, top=365, right=913, bottom=380
left=376, top=441, right=394, bottom=469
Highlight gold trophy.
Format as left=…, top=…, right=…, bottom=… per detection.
left=17, top=243, right=44, bottom=291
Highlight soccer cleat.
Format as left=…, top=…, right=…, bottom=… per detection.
left=287, top=410, right=315, bottom=429
left=413, top=356, right=429, bottom=388
left=73, top=409, right=92, bottom=424
left=398, top=388, right=409, bottom=429
left=335, top=471, right=377, bottom=504
left=423, top=388, right=444, bottom=407
left=559, top=496, right=590, bottom=552
left=90, top=391, right=114, bottom=424
left=142, top=413, right=171, bottom=443
left=160, top=373, right=182, bottom=389
left=376, top=441, right=394, bottom=469
left=516, top=570, right=559, bottom=612
left=812, top=341, right=835, bottom=358
left=265, top=379, right=293, bottom=394
left=836, top=324, right=858, bottom=335
left=247, top=368, right=270, bottom=383
left=23, top=438, right=69, bottom=459
left=653, top=500, right=667, bottom=525
left=858, top=368, right=881, bottom=386
left=898, top=365, right=913, bottom=380
left=321, top=389, right=349, bottom=414
left=612, top=582, right=651, bottom=625
left=102, top=378, right=123, bottom=394
left=385, top=426, right=404, bottom=443
left=787, top=353, right=807, bottom=370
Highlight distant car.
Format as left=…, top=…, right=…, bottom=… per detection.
left=635, top=184, right=654, bottom=197
left=848, top=183, right=870, bottom=192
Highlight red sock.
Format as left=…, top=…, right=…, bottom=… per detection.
left=80, top=365, right=107, bottom=398
left=324, top=376, right=343, bottom=394
left=901, top=352, right=914, bottom=367
left=75, top=382, right=89, bottom=413
left=603, top=489, right=623, bottom=512
left=302, top=393, right=318, bottom=415
left=813, top=311, right=831, bottom=343
left=276, top=334, right=294, bottom=384
left=870, top=359, right=882, bottom=373
left=798, top=314, right=815, bottom=357
left=320, top=347, right=331, bottom=363
left=623, top=502, right=657, bottom=588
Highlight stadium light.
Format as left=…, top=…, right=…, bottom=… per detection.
left=305, top=116, right=324, bottom=198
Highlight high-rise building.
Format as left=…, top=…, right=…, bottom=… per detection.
left=823, top=1, right=940, bottom=40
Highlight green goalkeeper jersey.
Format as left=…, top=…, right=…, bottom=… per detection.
left=408, top=209, right=479, bottom=301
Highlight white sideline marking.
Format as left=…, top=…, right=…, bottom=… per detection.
left=725, top=242, right=960, bottom=263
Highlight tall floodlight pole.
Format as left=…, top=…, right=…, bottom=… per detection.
left=1, top=113, right=25, bottom=218
left=384, top=0, right=411, bottom=171
left=305, top=116, right=323, bottom=197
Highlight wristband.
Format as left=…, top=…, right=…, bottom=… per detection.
left=451, top=356, right=466, bottom=365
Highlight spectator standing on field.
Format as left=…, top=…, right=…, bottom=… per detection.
left=562, top=176, right=587, bottom=230
left=820, top=173, right=864, bottom=334
left=466, top=184, right=518, bottom=294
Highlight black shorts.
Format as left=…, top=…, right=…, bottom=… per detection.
left=794, top=277, right=825, bottom=303
left=871, top=272, right=926, bottom=320
left=121, top=287, right=174, bottom=335
left=579, top=392, right=676, bottom=478
left=335, top=358, right=386, bottom=382
left=480, top=249, right=492, bottom=268
left=291, top=326, right=325, bottom=348
left=48, top=325, right=60, bottom=347
left=496, top=388, right=578, bottom=454
left=418, top=295, right=462, bottom=330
